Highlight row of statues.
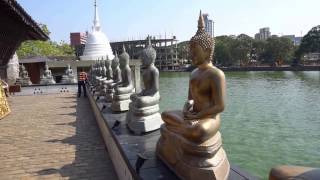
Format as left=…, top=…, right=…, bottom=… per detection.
left=15, top=64, right=77, bottom=86
left=89, top=11, right=229, bottom=180
left=90, top=37, right=163, bottom=134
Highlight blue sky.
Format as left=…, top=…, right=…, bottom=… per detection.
left=17, top=0, right=319, bottom=43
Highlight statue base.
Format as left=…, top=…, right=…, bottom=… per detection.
left=111, top=99, right=131, bottom=112
left=156, top=125, right=230, bottom=180
left=105, top=92, right=113, bottom=103
left=99, top=87, right=106, bottom=97
left=61, top=75, right=76, bottom=84
left=126, top=104, right=163, bottom=134
left=40, top=78, right=56, bottom=85
left=15, top=78, right=32, bottom=86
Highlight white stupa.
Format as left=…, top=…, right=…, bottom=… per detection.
left=80, top=0, right=114, bottom=60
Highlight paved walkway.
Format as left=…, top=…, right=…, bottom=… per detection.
left=0, top=93, right=118, bottom=180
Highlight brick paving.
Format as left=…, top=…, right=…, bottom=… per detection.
left=0, top=93, right=118, bottom=180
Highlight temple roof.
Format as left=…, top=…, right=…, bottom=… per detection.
left=0, top=0, right=49, bottom=40
left=0, top=0, right=49, bottom=66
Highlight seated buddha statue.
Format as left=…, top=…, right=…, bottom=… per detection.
left=20, top=64, right=29, bottom=78
left=156, top=11, right=230, bottom=180
left=111, top=46, right=134, bottom=112
left=93, top=60, right=100, bottom=86
left=126, top=37, right=162, bottom=134
left=40, top=64, right=56, bottom=84
left=93, top=59, right=102, bottom=87
left=100, top=57, right=114, bottom=97
left=105, top=53, right=121, bottom=102
left=65, top=64, right=73, bottom=76
left=96, top=59, right=107, bottom=94
left=61, top=64, right=76, bottom=83
left=16, top=64, right=32, bottom=86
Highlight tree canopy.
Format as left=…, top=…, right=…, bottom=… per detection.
left=297, top=25, right=320, bottom=57
left=213, top=34, right=295, bottom=66
left=17, top=24, right=74, bottom=58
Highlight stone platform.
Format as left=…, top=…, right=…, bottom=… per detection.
left=88, top=86, right=258, bottom=180
left=0, top=89, right=118, bottom=179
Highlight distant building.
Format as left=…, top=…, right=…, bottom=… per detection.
left=255, top=27, right=271, bottom=40
left=111, top=36, right=181, bottom=71
left=70, top=32, right=87, bottom=59
left=203, top=13, right=214, bottom=37
left=281, top=35, right=302, bottom=46
left=303, top=53, right=320, bottom=65
left=70, top=32, right=87, bottom=46
left=294, top=36, right=302, bottom=46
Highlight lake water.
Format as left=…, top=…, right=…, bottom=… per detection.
left=158, top=71, right=320, bottom=179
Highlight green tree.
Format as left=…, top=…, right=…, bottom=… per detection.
left=232, top=34, right=253, bottom=65
left=296, top=25, right=320, bottom=58
left=260, top=36, right=294, bottom=65
left=214, top=42, right=232, bottom=66
left=16, top=24, right=74, bottom=58
left=214, top=35, right=253, bottom=66
left=177, top=41, right=190, bottom=61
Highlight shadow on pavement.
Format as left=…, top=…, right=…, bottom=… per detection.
left=37, top=96, right=117, bottom=179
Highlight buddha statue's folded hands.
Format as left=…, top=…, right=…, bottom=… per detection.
left=156, top=11, right=230, bottom=180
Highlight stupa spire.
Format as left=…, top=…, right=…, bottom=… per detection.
left=80, top=0, right=114, bottom=60
left=93, top=0, right=101, bottom=31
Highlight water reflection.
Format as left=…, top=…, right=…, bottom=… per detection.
left=159, top=71, right=320, bottom=179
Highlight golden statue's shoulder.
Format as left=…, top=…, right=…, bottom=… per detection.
left=205, top=66, right=226, bottom=80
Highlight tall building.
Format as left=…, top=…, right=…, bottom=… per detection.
left=110, top=36, right=180, bottom=71
left=203, top=13, right=214, bottom=37
left=70, top=32, right=87, bottom=46
left=70, top=32, right=87, bottom=58
left=255, top=27, right=271, bottom=40
left=80, top=0, right=114, bottom=60
left=281, top=35, right=302, bottom=46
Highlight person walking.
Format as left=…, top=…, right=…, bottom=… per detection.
left=78, top=69, right=87, bottom=97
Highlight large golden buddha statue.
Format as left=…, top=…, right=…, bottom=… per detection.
left=156, top=11, right=230, bottom=180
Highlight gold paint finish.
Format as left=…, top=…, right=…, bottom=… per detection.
left=156, top=11, right=230, bottom=180
left=0, top=81, right=10, bottom=119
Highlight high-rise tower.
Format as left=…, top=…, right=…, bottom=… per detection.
left=203, top=13, right=214, bottom=38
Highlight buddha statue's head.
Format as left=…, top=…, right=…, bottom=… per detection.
left=45, top=64, right=49, bottom=70
left=119, top=45, right=130, bottom=69
left=21, top=64, right=26, bottom=71
left=67, top=64, right=71, bottom=69
left=100, top=58, right=105, bottom=67
left=105, top=56, right=111, bottom=67
left=141, top=36, right=156, bottom=67
left=190, top=11, right=214, bottom=66
left=112, top=53, right=120, bottom=69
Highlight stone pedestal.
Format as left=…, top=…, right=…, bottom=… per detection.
left=60, top=75, right=76, bottom=84
left=100, top=79, right=113, bottom=97
left=111, top=93, right=131, bottom=112
left=105, top=88, right=113, bottom=102
left=157, top=126, right=230, bottom=180
left=126, top=103, right=163, bottom=134
left=40, top=77, right=56, bottom=85
left=15, top=77, right=32, bottom=86
left=96, top=77, right=106, bottom=95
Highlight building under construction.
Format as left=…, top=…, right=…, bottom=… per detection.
left=70, top=34, right=184, bottom=71
left=110, top=36, right=182, bottom=71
